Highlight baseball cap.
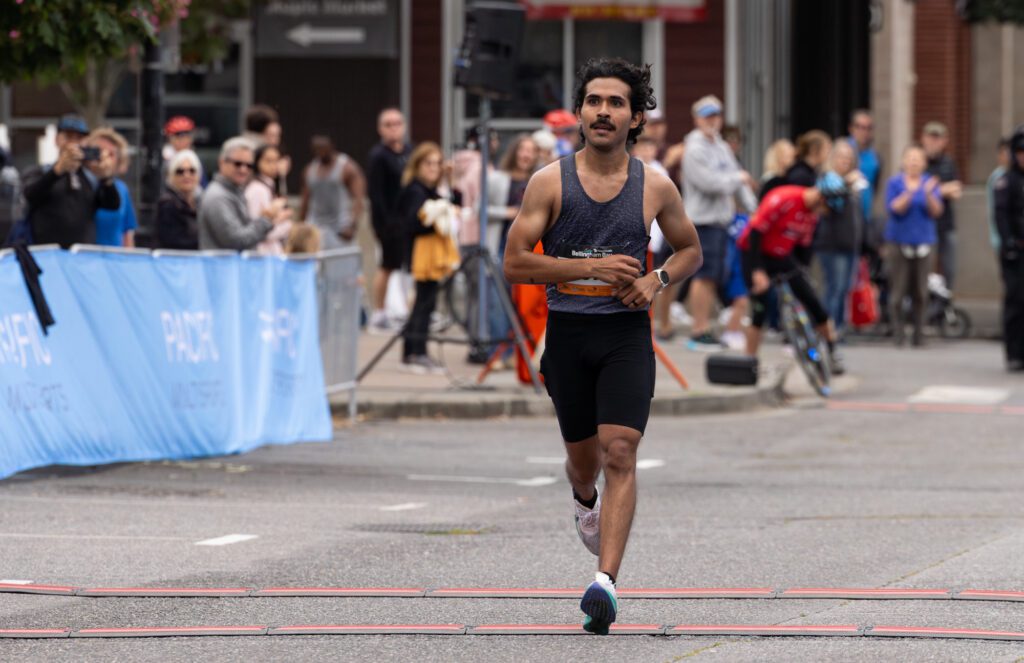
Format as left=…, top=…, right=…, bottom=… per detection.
left=165, top=115, right=196, bottom=135
left=544, top=109, right=577, bottom=132
left=646, top=107, right=665, bottom=123
left=57, top=114, right=89, bottom=135
left=692, top=95, right=723, bottom=118
left=923, top=121, right=948, bottom=137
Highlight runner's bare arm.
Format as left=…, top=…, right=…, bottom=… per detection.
left=503, top=165, right=642, bottom=286
left=614, top=170, right=702, bottom=308
left=651, top=172, right=702, bottom=284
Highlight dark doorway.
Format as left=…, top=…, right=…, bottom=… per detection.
left=790, top=0, right=871, bottom=137
left=254, top=58, right=400, bottom=193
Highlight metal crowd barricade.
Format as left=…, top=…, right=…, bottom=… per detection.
left=312, top=247, right=362, bottom=420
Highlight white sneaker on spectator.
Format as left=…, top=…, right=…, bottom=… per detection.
left=670, top=302, right=693, bottom=327
left=721, top=330, right=747, bottom=351
left=418, top=355, right=446, bottom=375
left=401, top=356, right=429, bottom=375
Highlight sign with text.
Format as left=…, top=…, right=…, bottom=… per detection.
left=0, top=250, right=332, bottom=481
left=255, top=0, right=399, bottom=58
left=522, top=0, right=706, bottom=21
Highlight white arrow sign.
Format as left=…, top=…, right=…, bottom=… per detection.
left=286, top=23, right=366, bottom=47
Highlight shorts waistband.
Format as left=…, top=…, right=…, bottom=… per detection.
left=548, top=310, right=651, bottom=325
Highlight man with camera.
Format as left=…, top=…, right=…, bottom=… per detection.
left=21, top=114, right=120, bottom=248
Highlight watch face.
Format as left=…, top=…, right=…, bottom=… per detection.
left=658, top=270, right=670, bottom=286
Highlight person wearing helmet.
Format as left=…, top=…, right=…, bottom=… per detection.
left=736, top=173, right=847, bottom=374
left=162, top=116, right=208, bottom=188
left=544, top=108, right=580, bottom=157
left=994, top=125, right=1024, bottom=371
left=162, top=116, right=196, bottom=162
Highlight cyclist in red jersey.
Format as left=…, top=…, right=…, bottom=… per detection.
left=737, top=172, right=848, bottom=372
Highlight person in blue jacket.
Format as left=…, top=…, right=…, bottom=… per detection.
left=884, top=145, right=944, bottom=347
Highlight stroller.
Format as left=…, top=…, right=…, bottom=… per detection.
left=926, top=273, right=971, bottom=339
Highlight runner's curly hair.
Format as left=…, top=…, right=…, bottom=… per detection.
left=572, top=58, right=657, bottom=145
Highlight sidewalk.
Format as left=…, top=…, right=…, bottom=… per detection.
left=332, top=328, right=800, bottom=421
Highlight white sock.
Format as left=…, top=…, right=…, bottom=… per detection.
left=596, top=572, right=614, bottom=586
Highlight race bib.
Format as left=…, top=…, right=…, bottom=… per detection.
left=554, top=244, right=624, bottom=297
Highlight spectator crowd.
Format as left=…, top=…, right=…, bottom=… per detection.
left=3, top=85, right=1023, bottom=374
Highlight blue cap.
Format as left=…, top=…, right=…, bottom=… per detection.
left=57, top=114, right=89, bottom=135
left=692, top=95, right=723, bottom=118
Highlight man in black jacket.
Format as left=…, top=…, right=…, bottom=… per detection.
left=21, top=115, right=120, bottom=248
left=994, top=124, right=1024, bottom=372
left=367, top=107, right=411, bottom=332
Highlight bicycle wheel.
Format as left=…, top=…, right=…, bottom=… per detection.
left=938, top=306, right=972, bottom=339
left=779, top=285, right=832, bottom=397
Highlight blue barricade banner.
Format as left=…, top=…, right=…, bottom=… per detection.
left=0, top=249, right=332, bottom=480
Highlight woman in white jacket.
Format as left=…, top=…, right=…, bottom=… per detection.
left=487, top=134, right=539, bottom=258
left=483, top=134, right=539, bottom=365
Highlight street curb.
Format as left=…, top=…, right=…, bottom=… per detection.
left=335, top=367, right=788, bottom=422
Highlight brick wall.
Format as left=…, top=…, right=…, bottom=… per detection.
left=410, top=0, right=443, bottom=143
left=663, top=0, right=724, bottom=142
left=913, top=0, right=971, bottom=178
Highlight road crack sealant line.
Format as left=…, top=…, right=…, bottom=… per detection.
left=6, top=624, right=1024, bottom=641
left=6, top=583, right=1024, bottom=603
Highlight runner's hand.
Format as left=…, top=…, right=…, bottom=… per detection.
left=751, top=269, right=770, bottom=295
left=589, top=254, right=642, bottom=287
left=613, top=272, right=659, bottom=309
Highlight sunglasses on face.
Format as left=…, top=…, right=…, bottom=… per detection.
left=174, top=167, right=197, bottom=176
left=229, top=159, right=254, bottom=170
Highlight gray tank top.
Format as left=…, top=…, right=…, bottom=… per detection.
left=543, top=154, right=649, bottom=314
left=306, top=154, right=352, bottom=246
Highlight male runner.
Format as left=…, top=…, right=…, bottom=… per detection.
left=504, top=59, right=702, bottom=634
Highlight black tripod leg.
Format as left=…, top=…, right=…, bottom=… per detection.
left=481, top=253, right=544, bottom=394
left=356, top=321, right=409, bottom=383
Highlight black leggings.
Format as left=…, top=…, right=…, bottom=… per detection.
left=404, top=280, right=439, bottom=358
left=741, top=251, right=829, bottom=329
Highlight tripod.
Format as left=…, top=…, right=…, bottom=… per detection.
left=356, top=244, right=543, bottom=393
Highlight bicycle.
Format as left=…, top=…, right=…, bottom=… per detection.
left=775, top=271, right=832, bottom=398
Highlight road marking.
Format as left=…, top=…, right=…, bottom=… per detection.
left=407, top=474, right=557, bottom=487
left=194, top=534, right=258, bottom=547
left=0, top=533, right=182, bottom=541
left=380, top=502, right=427, bottom=512
left=636, top=459, right=666, bottom=470
left=908, top=386, right=1009, bottom=405
left=525, top=457, right=563, bottom=465
left=0, top=579, right=33, bottom=585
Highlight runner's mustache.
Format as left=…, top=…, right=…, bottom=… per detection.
left=590, top=121, right=615, bottom=130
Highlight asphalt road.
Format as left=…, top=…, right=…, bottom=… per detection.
left=3, top=338, right=1024, bottom=662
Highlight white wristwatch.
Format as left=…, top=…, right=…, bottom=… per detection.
left=653, top=268, right=670, bottom=291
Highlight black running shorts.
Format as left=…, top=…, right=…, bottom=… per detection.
left=539, top=311, right=655, bottom=443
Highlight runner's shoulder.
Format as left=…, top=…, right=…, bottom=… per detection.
left=524, top=159, right=562, bottom=201
left=642, top=161, right=681, bottom=200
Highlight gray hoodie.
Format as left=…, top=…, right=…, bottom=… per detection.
left=682, top=129, right=756, bottom=226
left=198, top=174, right=273, bottom=250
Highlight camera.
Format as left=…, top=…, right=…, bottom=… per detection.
left=81, top=146, right=101, bottom=162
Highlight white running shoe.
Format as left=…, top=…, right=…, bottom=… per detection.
left=573, top=491, right=600, bottom=556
